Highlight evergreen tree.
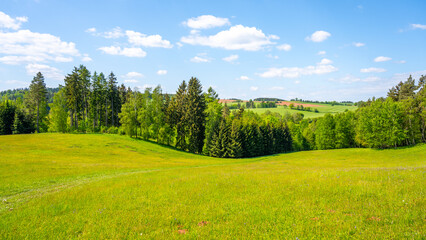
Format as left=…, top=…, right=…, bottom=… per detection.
left=27, top=72, right=48, bottom=133
left=170, top=81, right=188, bottom=150
left=186, top=77, right=206, bottom=153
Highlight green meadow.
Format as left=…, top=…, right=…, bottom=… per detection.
left=0, top=134, right=424, bottom=239
left=229, top=102, right=358, bottom=119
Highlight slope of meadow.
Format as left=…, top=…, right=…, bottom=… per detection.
left=0, top=134, right=424, bottom=239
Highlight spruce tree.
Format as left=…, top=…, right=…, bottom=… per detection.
left=27, top=72, right=47, bottom=133
left=186, top=77, right=206, bottom=153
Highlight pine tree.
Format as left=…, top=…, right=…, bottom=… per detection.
left=170, top=81, right=188, bottom=150
left=186, top=77, right=206, bottom=153
left=27, top=72, right=48, bottom=133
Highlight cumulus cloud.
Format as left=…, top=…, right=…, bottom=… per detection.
left=360, top=67, right=386, bottom=73
left=98, top=46, right=146, bottom=57
left=411, top=24, right=426, bottom=30
left=85, top=27, right=96, bottom=33
left=157, top=70, right=167, bottom=75
left=353, top=42, right=365, bottom=47
left=0, top=29, right=80, bottom=64
left=183, top=15, right=230, bottom=29
left=181, top=25, right=278, bottom=51
left=277, top=43, right=291, bottom=51
left=258, top=59, right=337, bottom=78
left=236, top=76, right=250, bottom=80
left=126, top=30, right=172, bottom=48
left=81, top=54, right=92, bottom=62
left=191, top=56, right=210, bottom=63
left=306, top=30, right=331, bottom=42
left=86, top=27, right=124, bottom=38
left=374, top=56, right=392, bottom=62
left=250, top=86, right=258, bottom=91
left=318, top=58, right=333, bottom=65
left=318, top=50, right=326, bottom=55
left=0, top=56, right=44, bottom=65
left=123, top=71, right=144, bottom=79
left=26, top=63, right=63, bottom=80
left=222, top=54, right=238, bottom=62
left=0, top=11, right=28, bottom=30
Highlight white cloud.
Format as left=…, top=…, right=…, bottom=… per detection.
left=104, top=27, right=124, bottom=38
left=258, top=59, right=338, bottom=78
left=183, top=15, right=230, bottom=29
left=98, top=46, right=146, bottom=57
left=294, top=80, right=300, bottom=84
left=123, top=71, right=144, bottom=78
left=318, top=51, right=326, bottom=55
left=157, top=70, right=167, bottom=75
left=81, top=54, right=92, bottom=62
left=87, top=27, right=124, bottom=38
left=395, top=60, right=406, bottom=64
left=222, top=54, right=238, bottom=62
left=250, top=86, right=258, bottom=91
left=306, top=30, right=331, bottom=42
left=86, top=27, right=96, bottom=33
left=125, top=30, right=172, bottom=48
left=236, top=76, right=250, bottom=80
left=191, top=56, right=210, bottom=63
left=0, top=11, right=28, bottom=30
left=0, top=29, right=80, bottom=64
left=353, top=42, right=365, bottom=47
left=25, top=63, right=63, bottom=80
left=374, top=56, right=392, bottom=62
left=124, top=79, right=139, bottom=83
left=318, top=58, right=333, bottom=65
left=360, top=67, right=386, bottom=73
left=411, top=24, right=426, bottom=30
left=277, top=43, right=291, bottom=51
left=181, top=25, right=278, bottom=51
left=0, top=56, right=44, bottom=65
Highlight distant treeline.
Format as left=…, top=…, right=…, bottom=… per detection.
left=1, top=65, right=425, bottom=157
left=227, top=100, right=277, bottom=109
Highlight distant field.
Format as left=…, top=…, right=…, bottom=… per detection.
left=1, top=134, right=424, bottom=239
left=248, top=105, right=357, bottom=118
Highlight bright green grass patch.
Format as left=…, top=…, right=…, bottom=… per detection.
left=0, top=134, right=424, bottom=239
left=246, top=104, right=358, bottom=118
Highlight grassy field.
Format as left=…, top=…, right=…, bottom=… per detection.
left=229, top=102, right=357, bottom=118
left=1, top=134, right=424, bottom=239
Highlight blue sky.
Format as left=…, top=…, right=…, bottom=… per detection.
left=0, top=0, right=425, bottom=101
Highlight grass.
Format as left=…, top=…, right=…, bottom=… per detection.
left=229, top=102, right=358, bottom=118
left=1, top=133, right=425, bottom=239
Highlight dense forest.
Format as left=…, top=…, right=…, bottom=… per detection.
left=0, top=65, right=425, bottom=157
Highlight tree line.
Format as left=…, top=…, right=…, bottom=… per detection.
left=1, top=65, right=425, bottom=157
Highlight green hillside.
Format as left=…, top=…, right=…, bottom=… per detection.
left=0, top=134, right=424, bottom=239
